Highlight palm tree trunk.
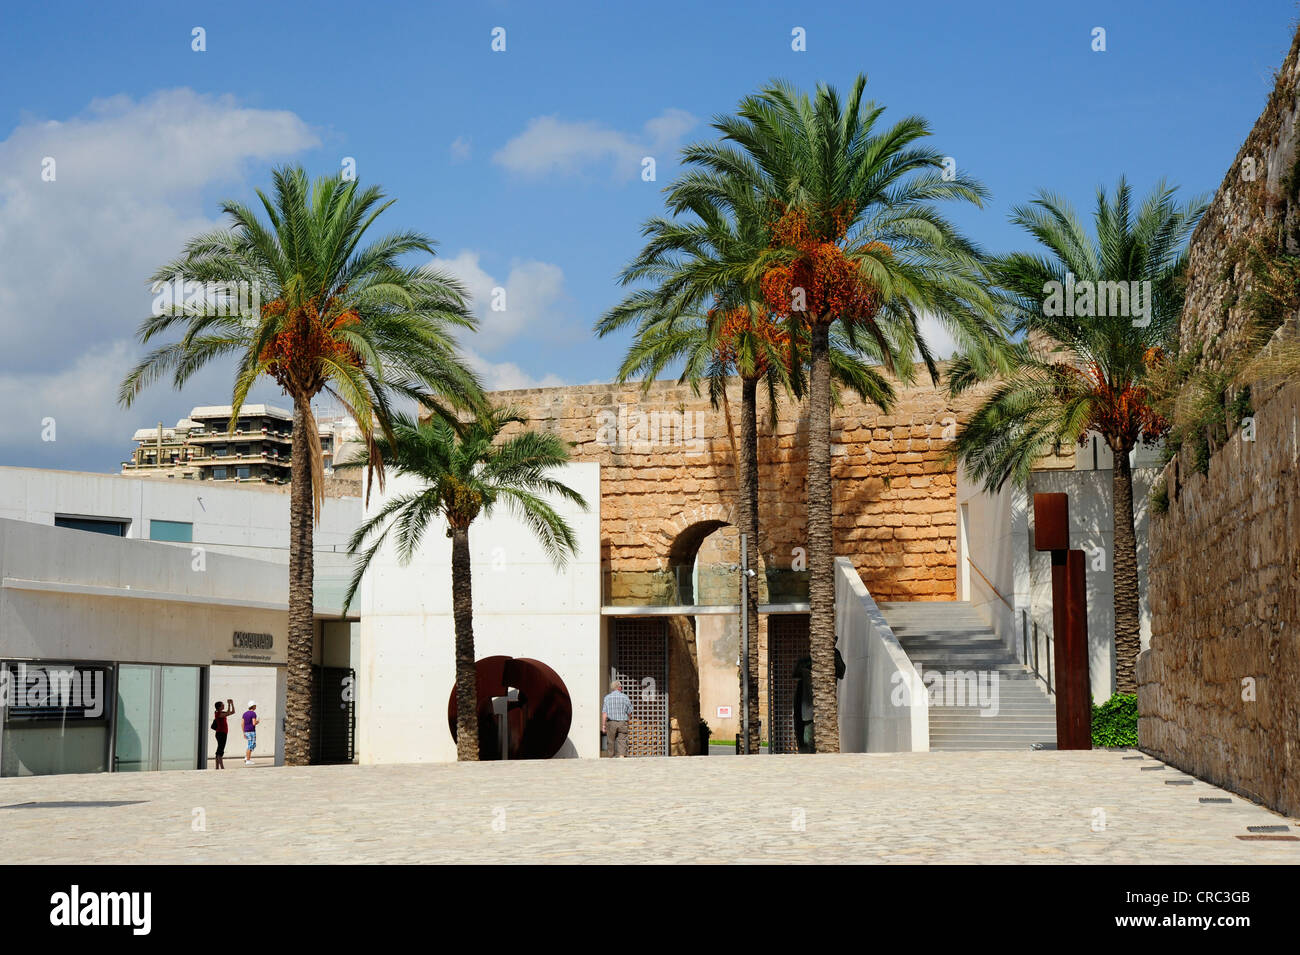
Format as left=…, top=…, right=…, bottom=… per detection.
left=738, top=375, right=762, bottom=753
left=807, top=321, right=839, bottom=752
left=451, top=525, right=480, bottom=760
left=284, top=399, right=315, bottom=766
left=1112, top=444, right=1140, bottom=694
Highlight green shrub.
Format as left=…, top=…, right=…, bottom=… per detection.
left=1191, top=428, right=1212, bottom=475
left=1091, top=692, right=1139, bottom=747
left=1227, top=385, right=1254, bottom=432
left=1151, top=478, right=1169, bottom=516
left=1159, top=433, right=1182, bottom=467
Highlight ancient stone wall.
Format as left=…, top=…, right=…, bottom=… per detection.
left=490, top=369, right=978, bottom=604
left=1140, top=27, right=1300, bottom=816
left=1141, top=378, right=1300, bottom=815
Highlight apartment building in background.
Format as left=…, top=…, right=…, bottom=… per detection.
left=122, top=404, right=361, bottom=487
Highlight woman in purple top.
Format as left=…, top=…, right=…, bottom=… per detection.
left=241, top=702, right=259, bottom=766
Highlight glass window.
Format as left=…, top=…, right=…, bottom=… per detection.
left=1, top=661, right=112, bottom=776
left=149, top=520, right=192, bottom=543
left=54, top=516, right=127, bottom=536
left=212, top=467, right=227, bottom=480
left=213, top=445, right=227, bottom=457
left=236, top=466, right=251, bottom=480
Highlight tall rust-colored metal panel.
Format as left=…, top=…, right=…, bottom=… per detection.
left=1036, top=493, right=1092, bottom=750
left=1051, top=550, right=1093, bottom=750
left=1033, top=493, right=1070, bottom=552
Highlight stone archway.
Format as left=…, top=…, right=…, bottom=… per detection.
left=661, top=518, right=749, bottom=756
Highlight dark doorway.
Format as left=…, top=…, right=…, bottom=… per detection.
left=310, top=666, right=355, bottom=764
left=767, top=614, right=810, bottom=754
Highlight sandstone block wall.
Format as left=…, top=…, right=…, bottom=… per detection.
left=1142, top=378, right=1300, bottom=815
left=1141, top=27, right=1300, bottom=816
left=489, top=370, right=978, bottom=604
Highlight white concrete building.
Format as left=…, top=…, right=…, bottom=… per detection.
left=0, top=468, right=361, bottom=775
left=0, top=466, right=362, bottom=607
left=357, top=463, right=601, bottom=762
left=0, top=518, right=292, bottom=774
left=956, top=434, right=1159, bottom=702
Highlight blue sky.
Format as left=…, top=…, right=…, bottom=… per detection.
left=0, top=0, right=1295, bottom=470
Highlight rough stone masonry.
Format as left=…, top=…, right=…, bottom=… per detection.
left=488, top=372, right=979, bottom=604
left=1140, top=27, right=1300, bottom=817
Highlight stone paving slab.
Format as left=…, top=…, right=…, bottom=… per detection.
left=0, top=750, right=1295, bottom=864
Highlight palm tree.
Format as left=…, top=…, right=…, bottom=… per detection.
left=615, top=306, right=786, bottom=755
left=340, top=408, right=588, bottom=760
left=673, top=76, right=998, bottom=751
left=598, top=166, right=897, bottom=753
left=120, top=166, right=483, bottom=764
left=949, top=178, right=1206, bottom=694
left=599, top=303, right=895, bottom=752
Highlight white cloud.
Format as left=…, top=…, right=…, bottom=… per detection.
left=0, top=339, right=288, bottom=467
left=0, top=89, right=318, bottom=468
left=449, top=135, right=472, bottom=162
left=435, top=250, right=567, bottom=347
left=492, top=108, right=696, bottom=180
left=916, top=313, right=960, bottom=360
left=463, top=347, right=566, bottom=392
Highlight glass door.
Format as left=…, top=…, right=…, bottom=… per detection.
left=159, top=666, right=200, bottom=770
left=114, top=664, right=201, bottom=772
left=114, top=664, right=157, bottom=772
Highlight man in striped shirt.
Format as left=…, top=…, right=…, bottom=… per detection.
left=602, top=681, right=634, bottom=757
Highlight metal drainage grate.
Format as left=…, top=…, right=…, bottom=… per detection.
left=1122, top=755, right=1145, bottom=760
left=1237, top=834, right=1300, bottom=841
left=1247, top=825, right=1290, bottom=833
left=1199, top=797, right=1232, bottom=804
left=1165, top=779, right=1193, bottom=785
left=1140, top=765, right=1166, bottom=771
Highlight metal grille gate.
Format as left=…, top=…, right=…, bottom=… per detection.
left=610, top=618, right=669, bottom=756
left=310, top=665, right=356, bottom=764
left=767, top=614, right=810, bottom=754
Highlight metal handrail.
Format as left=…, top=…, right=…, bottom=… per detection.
left=1021, top=608, right=1054, bottom=695
left=966, top=557, right=1015, bottom=610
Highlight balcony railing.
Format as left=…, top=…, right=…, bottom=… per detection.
left=187, top=427, right=292, bottom=443
left=192, top=452, right=290, bottom=467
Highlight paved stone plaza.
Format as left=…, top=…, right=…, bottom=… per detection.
left=1, top=750, right=1295, bottom=864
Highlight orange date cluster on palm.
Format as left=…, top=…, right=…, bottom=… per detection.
left=711, top=305, right=790, bottom=376
left=759, top=206, right=884, bottom=325
left=258, top=294, right=363, bottom=392
left=1064, top=361, right=1169, bottom=445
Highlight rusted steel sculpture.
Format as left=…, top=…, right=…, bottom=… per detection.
left=1033, top=493, right=1092, bottom=750
left=447, top=656, right=573, bottom=759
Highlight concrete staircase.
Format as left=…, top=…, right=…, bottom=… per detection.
left=877, top=601, right=1057, bottom=751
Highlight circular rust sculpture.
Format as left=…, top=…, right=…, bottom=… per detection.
left=447, top=656, right=573, bottom=759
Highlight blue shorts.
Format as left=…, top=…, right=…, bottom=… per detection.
left=244, top=732, right=257, bottom=751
